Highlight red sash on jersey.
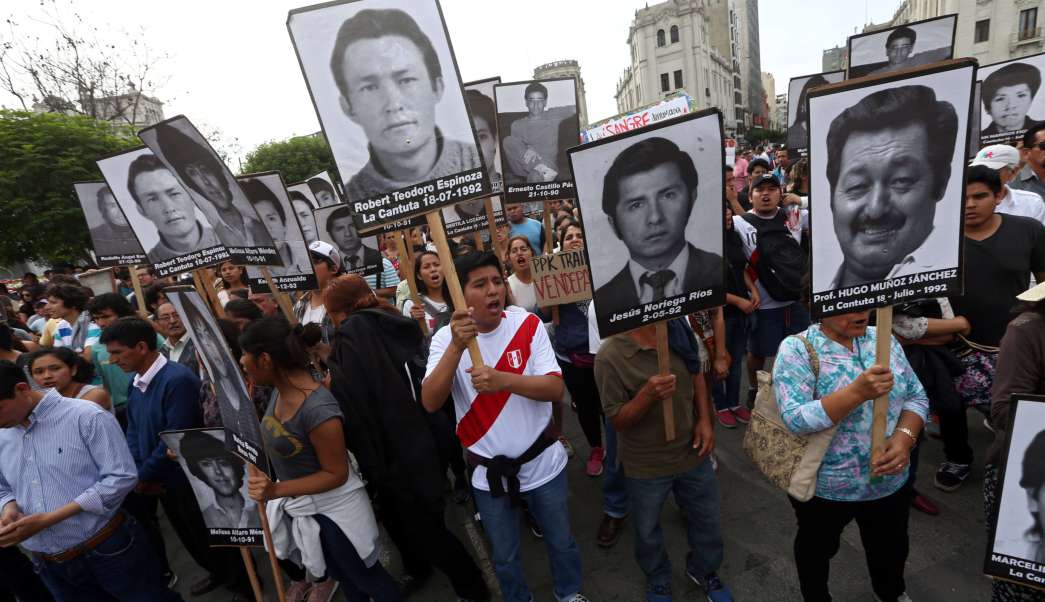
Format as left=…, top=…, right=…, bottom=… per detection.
left=456, top=313, right=543, bottom=448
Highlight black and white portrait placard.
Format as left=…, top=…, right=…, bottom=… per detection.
left=786, top=70, right=845, bottom=159
left=160, top=428, right=263, bottom=547
left=464, top=76, right=502, bottom=195
left=978, top=52, right=1045, bottom=147
left=287, top=0, right=489, bottom=231
left=808, top=61, right=974, bottom=318
left=847, top=15, right=957, bottom=80
left=74, top=181, right=147, bottom=266
left=96, top=147, right=230, bottom=277
left=139, top=116, right=280, bottom=267
left=442, top=196, right=504, bottom=238
left=985, top=395, right=1045, bottom=591
left=568, top=109, right=725, bottom=337
left=239, top=172, right=318, bottom=292
left=496, top=77, right=580, bottom=204
left=165, top=288, right=270, bottom=474
left=314, top=204, right=382, bottom=278
left=305, top=170, right=343, bottom=207
left=286, top=184, right=322, bottom=247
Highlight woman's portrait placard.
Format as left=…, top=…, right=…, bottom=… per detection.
left=441, top=196, right=504, bottom=238
left=96, top=147, right=230, bottom=277
left=287, top=0, right=489, bottom=231
left=847, top=14, right=957, bottom=79
left=139, top=116, right=280, bottom=267
left=239, top=172, right=318, bottom=292
left=785, top=70, right=845, bottom=159
left=464, top=76, right=502, bottom=195
left=568, top=109, right=725, bottom=337
left=165, top=288, right=269, bottom=474
left=496, top=77, right=580, bottom=205
left=305, top=170, right=343, bottom=207
left=74, top=181, right=147, bottom=266
left=978, top=52, right=1045, bottom=147
left=808, top=61, right=975, bottom=318
left=160, top=428, right=263, bottom=547
left=985, top=395, right=1045, bottom=591
left=314, top=204, right=382, bottom=278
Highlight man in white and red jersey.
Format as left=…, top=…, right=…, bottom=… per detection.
left=422, top=252, right=587, bottom=602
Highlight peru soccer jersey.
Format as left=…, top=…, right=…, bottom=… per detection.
left=426, top=310, right=566, bottom=493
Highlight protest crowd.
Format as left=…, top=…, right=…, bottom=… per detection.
left=4, top=3, right=1045, bottom=602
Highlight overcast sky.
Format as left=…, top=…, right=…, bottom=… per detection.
left=2, top=0, right=901, bottom=166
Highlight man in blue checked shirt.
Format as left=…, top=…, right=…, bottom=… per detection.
left=0, top=360, right=181, bottom=601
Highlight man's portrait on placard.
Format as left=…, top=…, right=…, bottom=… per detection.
left=286, top=0, right=481, bottom=201
left=808, top=67, right=971, bottom=296
left=569, top=112, right=724, bottom=336
left=74, top=181, right=146, bottom=262
left=786, top=71, right=844, bottom=156
left=848, top=16, right=956, bottom=79
left=315, top=205, right=381, bottom=277
left=464, top=77, right=502, bottom=194
left=990, top=400, right=1045, bottom=569
left=978, top=53, right=1045, bottom=145
left=496, top=78, right=578, bottom=185
left=238, top=175, right=314, bottom=279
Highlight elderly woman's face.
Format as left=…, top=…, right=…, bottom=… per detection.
left=821, top=310, right=871, bottom=340
left=989, top=83, right=1033, bottom=131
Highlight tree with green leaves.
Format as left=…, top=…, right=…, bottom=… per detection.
left=0, top=110, right=139, bottom=265
left=241, top=135, right=340, bottom=184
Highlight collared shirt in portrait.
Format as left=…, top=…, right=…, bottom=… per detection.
left=201, top=500, right=260, bottom=530
left=627, top=246, right=689, bottom=303
left=828, top=225, right=951, bottom=291
left=346, top=130, right=480, bottom=200
left=148, top=221, right=222, bottom=262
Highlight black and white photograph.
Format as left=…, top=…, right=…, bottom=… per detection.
left=465, top=76, right=502, bottom=195
left=160, top=428, right=263, bottom=547
left=441, top=195, right=504, bottom=238
left=978, top=52, right=1045, bottom=147
left=286, top=0, right=489, bottom=230
left=807, top=61, right=974, bottom=317
left=96, top=147, right=230, bottom=277
left=165, top=287, right=269, bottom=473
left=847, top=14, right=957, bottom=79
left=785, top=70, right=845, bottom=159
left=314, top=204, right=382, bottom=278
left=73, top=181, right=147, bottom=266
left=239, top=172, right=318, bottom=292
left=139, top=116, right=280, bottom=266
left=568, top=109, right=725, bottom=337
left=305, top=170, right=343, bottom=207
left=984, top=395, right=1045, bottom=591
left=495, top=77, right=580, bottom=204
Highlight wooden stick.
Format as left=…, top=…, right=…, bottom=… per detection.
left=426, top=211, right=485, bottom=368
left=240, top=547, right=263, bottom=602
left=654, top=320, right=676, bottom=441
left=248, top=463, right=287, bottom=602
left=130, top=265, right=148, bottom=319
left=542, top=202, right=560, bottom=326
left=259, top=266, right=297, bottom=325
left=193, top=269, right=226, bottom=319
left=394, top=230, right=428, bottom=336
left=871, top=305, right=893, bottom=474
left=484, top=199, right=505, bottom=260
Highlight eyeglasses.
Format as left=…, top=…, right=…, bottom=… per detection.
left=156, top=315, right=178, bottom=323
left=1035, top=141, right=1045, bottom=151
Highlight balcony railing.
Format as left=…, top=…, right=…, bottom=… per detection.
left=1014, top=26, right=1042, bottom=46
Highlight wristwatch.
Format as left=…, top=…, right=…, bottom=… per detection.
left=895, top=426, right=918, bottom=444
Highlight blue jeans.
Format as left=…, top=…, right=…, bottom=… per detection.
left=33, top=514, right=182, bottom=602
left=712, top=313, right=750, bottom=411
left=602, top=416, right=629, bottom=519
left=472, top=469, right=582, bottom=602
left=626, top=460, right=724, bottom=590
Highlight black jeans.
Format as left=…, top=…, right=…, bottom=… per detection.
left=561, top=361, right=603, bottom=449
left=313, top=514, right=401, bottom=602
left=0, top=546, right=53, bottom=602
left=789, top=489, right=910, bottom=601
left=938, top=402, right=974, bottom=465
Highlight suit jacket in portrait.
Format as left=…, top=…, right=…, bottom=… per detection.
left=595, top=243, right=723, bottom=319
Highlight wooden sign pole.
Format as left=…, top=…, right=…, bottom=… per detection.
left=192, top=269, right=226, bottom=319
left=248, top=464, right=287, bottom=602
left=870, top=305, right=893, bottom=474
left=239, top=548, right=263, bottom=602
left=130, top=265, right=148, bottom=319
left=393, top=230, right=428, bottom=336
left=473, top=231, right=484, bottom=251
left=484, top=199, right=505, bottom=260
left=259, top=266, right=297, bottom=325
left=542, top=202, right=560, bottom=326
left=426, top=211, right=485, bottom=368
left=654, top=320, right=676, bottom=441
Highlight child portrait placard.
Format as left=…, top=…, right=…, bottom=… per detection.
left=139, top=116, right=279, bottom=267
left=314, top=204, right=382, bottom=279
left=305, top=170, right=343, bottom=207
left=984, top=395, right=1045, bottom=591
left=807, top=61, right=974, bottom=318
left=73, top=181, right=147, bottom=266
left=786, top=71, right=845, bottom=159
left=239, top=172, right=318, bottom=292
left=160, top=428, right=263, bottom=547
left=568, top=109, right=725, bottom=337
left=847, top=14, right=957, bottom=79
left=464, top=76, right=503, bottom=196
left=165, top=288, right=270, bottom=475
left=96, top=147, right=230, bottom=277
left=977, top=52, right=1045, bottom=147
left=496, top=77, right=580, bottom=205
left=286, top=0, right=489, bottom=231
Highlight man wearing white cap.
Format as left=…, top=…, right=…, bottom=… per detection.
left=970, top=144, right=1045, bottom=225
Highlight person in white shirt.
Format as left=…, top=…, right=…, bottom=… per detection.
left=970, top=144, right=1045, bottom=225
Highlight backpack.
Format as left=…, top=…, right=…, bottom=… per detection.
left=741, top=211, right=806, bottom=302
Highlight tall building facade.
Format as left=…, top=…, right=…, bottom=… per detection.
left=614, top=0, right=741, bottom=134
left=735, top=0, right=765, bottom=129
left=760, top=71, right=776, bottom=130
left=533, top=59, right=589, bottom=128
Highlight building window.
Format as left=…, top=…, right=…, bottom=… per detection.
left=657, top=29, right=666, bottom=47
left=670, top=25, right=679, bottom=43
left=661, top=73, right=670, bottom=92
left=1019, top=8, right=1038, bottom=40
left=974, top=19, right=989, bottom=43
left=674, top=70, right=683, bottom=90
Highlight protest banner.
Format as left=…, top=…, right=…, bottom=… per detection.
left=847, top=14, right=957, bottom=79
left=580, top=93, right=695, bottom=144
left=74, top=181, right=147, bottom=266
left=977, top=51, right=1045, bottom=147
left=531, top=249, right=592, bottom=307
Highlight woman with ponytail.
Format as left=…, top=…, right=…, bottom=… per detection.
left=240, top=317, right=400, bottom=602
